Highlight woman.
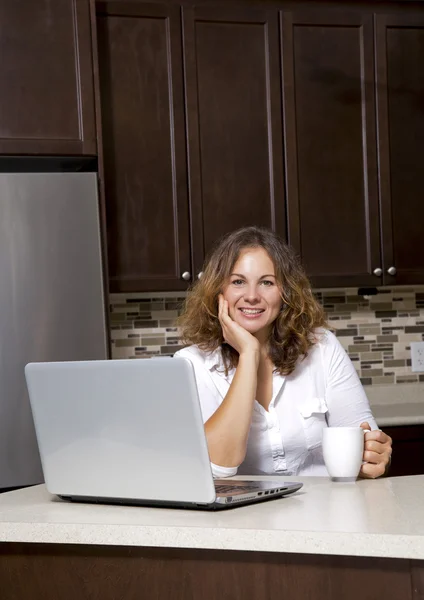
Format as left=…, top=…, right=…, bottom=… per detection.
left=175, top=226, right=392, bottom=478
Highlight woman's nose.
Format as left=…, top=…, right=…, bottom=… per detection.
left=243, top=285, right=261, bottom=303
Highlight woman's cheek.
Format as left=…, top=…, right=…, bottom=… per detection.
left=224, top=291, right=242, bottom=319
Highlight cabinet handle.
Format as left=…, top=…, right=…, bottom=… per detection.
left=387, top=266, right=397, bottom=276
left=197, top=271, right=203, bottom=280
left=181, top=271, right=191, bottom=281
left=373, top=267, right=382, bottom=276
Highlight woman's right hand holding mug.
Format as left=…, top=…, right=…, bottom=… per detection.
left=218, top=294, right=260, bottom=357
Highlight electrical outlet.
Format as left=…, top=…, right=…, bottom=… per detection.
left=410, top=342, right=424, bottom=373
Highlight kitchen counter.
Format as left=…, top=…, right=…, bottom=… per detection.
left=1, top=477, right=423, bottom=600
left=372, top=402, right=424, bottom=426
left=1, top=475, right=424, bottom=560
left=366, top=383, right=424, bottom=426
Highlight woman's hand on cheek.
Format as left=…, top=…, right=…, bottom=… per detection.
left=218, top=294, right=260, bottom=356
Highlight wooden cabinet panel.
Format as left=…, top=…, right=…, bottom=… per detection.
left=0, top=0, right=96, bottom=155
left=281, top=9, right=381, bottom=288
left=97, top=2, right=190, bottom=292
left=375, top=13, right=424, bottom=286
left=384, top=425, right=424, bottom=477
left=183, top=7, right=285, bottom=276
left=0, top=544, right=416, bottom=600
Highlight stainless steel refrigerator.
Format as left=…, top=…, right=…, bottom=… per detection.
left=0, top=157, right=108, bottom=490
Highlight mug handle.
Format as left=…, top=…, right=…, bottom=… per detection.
left=361, top=428, right=371, bottom=464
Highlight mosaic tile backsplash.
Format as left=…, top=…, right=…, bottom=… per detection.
left=110, top=287, right=424, bottom=386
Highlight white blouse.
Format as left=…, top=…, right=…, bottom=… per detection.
left=174, top=329, right=377, bottom=478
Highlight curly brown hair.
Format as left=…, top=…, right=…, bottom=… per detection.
left=177, top=226, right=328, bottom=376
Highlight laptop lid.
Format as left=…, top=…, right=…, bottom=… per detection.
left=25, top=358, right=217, bottom=505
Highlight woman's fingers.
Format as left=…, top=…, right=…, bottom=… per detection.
left=218, top=295, right=230, bottom=343
left=360, top=461, right=386, bottom=479
left=363, top=450, right=383, bottom=464
left=365, top=440, right=390, bottom=455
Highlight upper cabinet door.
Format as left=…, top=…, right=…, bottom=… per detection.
left=0, top=0, right=96, bottom=155
left=281, top=10, right=381, bottom=288
left=183, top=7, right=286, bottom=277
left=375, top=12, right=424, bottom=286
left=97, top=2, right=191, bottom=292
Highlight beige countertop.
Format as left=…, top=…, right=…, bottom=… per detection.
left=367, top=383, right=424, bottom=426
left=372, top=402, right=424, bottom=427
left=1, top=476, right=424, bottom=560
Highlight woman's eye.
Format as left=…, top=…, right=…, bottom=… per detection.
left=261, top=280, right=274, bottom=286
left=232, top=279, right=244, bottom=286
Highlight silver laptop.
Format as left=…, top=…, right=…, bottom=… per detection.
left=25, top=358, right=302, bottom=510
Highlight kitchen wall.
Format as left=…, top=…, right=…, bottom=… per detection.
left=110, top=286, right=424, bottom=387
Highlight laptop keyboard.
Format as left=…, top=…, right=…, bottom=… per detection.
left=215, top=484, right=260, bottom=494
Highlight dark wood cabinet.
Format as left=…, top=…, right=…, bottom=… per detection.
left=95, top=0, right=424, bottom=292
left=384, top=425, right=424, bottom=477
left=97, top=2, right=191, bottom=292
left=281, top=8, right=381, bottom=288
left=183, top=6, right=286, bottom=277
left=375, top=12, right=424, bottom=286
left=0, top=0, right=96, bottom=155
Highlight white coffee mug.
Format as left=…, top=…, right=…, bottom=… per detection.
left=322, top=427, right=369, bottom=481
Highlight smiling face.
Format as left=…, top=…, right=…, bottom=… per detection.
left=222, top=247, right=283, bottom=341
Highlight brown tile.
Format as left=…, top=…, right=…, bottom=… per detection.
left=348, top=344, right=370, bottom=352
left=396, top=375, right=419, bottom=383
left=346, top=295, right=362, bottom=303
left=134, top=320, right=159, bottom=328
left=372, top=375, right=395, bottom=385
left=141, top=336, right=165, bottom=346
left=370, top=303, right=394, bottom=310
left=360, top=360, right=383, bottom=366
left=333, top=303, right=359, bottom=312
left=151, top=310, right=179, bottom=320
left=127, top=298, right=151, bottom=304
left=115, top=339, right=140, bottom=347
left=384, top=359, right=406, bottom=368
left=159, top=319, right=178, bottom=327
left=358, top=326, right=381, bottom=335
left=322, top=295, right=346, bottom=303
left=362, top=351, right=382, bottom=361
left=360, top=378, right=372, bottom=385
left=405, top=326, right=424, bottom=333
left=151, top=301, right=165, bottom=310
left=110, top=313, right=127, bottom=322
left=165, top=301, right=183, bottom=310
left=160, top=345, right=184, bottom=354
left=376, top=335, right=398, bottom=343
left=361, top=369, right=383, bottom=377
left=371, top=344, right=393, bottom=350
left=334, top=328, right=357, bottom=336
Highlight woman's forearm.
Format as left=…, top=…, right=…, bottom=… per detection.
left=204, top=350, right=259, bottom=467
